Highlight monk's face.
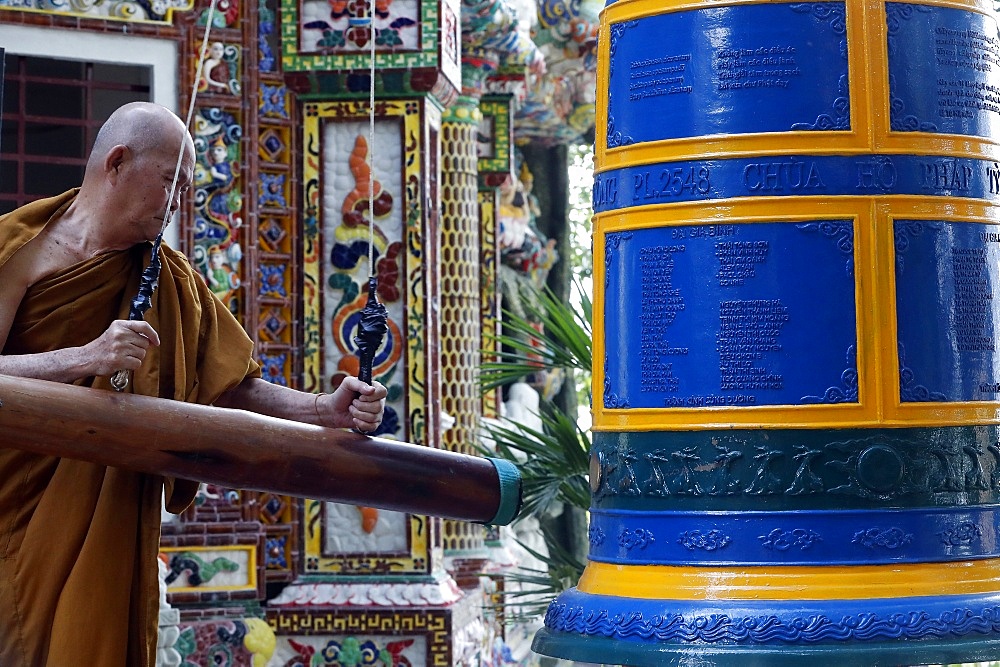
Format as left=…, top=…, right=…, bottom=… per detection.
left=116, top=142, right=194, bottom=243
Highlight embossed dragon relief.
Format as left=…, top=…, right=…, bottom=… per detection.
left=591, top=432, right=1000, bottom=501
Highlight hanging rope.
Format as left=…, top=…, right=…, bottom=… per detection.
left=352, top=5, right=388, bottom=388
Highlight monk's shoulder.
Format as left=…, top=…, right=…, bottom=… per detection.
left=0, top=190, right=82, bottom=286
left=158, top=243, right=213, bottom=301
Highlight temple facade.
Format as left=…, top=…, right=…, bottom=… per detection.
left=0, top=0, right=596, bottom=664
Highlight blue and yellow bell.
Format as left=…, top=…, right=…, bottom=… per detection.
left=533, top=0, right=1000, bottom=663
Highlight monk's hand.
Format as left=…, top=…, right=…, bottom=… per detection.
left=319, top=377, right=387, bottom=432
left=85, top=320, right=161, bottom=377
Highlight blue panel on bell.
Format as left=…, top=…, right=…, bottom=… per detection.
left=895, top=220, right=1000, bottom=402
left=603, top=222, right=858, bottom=409
left=587, top=506, right=1000, bottom=566
left=886, top=3, right=1000, bottom=136
left=605, top=4, right=849, bottom=147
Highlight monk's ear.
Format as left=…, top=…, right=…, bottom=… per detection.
left=104, top=145, right=131, bottom=184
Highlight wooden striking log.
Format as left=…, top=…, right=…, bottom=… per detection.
left=0, top=374, right=521, bottom=524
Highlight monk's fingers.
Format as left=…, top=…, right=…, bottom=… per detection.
left=117, top=355, right=144, bottom=371
left=353, top=415, right=380, bottom=433
left=109, top=325, right=157, bottom=351
left=108, top=320, right=160, bottom=347
left=350, top=403, right=384, bottom=432
left=351, top=397, right=383, bottom=415
left=367, top=380, right=388, bottom=400
left=127, top=320, right=160, bottom=347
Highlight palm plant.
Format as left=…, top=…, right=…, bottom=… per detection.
left=489, top=523, right=587, bottom=621
left=481, top=272, right=592, bottom=392
left=479, top=272, right=593, bottom=616
left=485, top=400, right=591, bottom=518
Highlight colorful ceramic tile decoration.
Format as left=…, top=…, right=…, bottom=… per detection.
left=281, top=0, right=461, bottom=96
left=192, top=107, right=245, bottom=316
left=476, top=95, right=514, bottom=186
left=533, top=0, right=1000, bottom=664
left=299, top=99, right=438, bottom=577
left=197, top=41, right=241, bottom=95
left=0, top=0, right=194, bottom=22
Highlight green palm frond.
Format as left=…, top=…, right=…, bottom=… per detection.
left=480, top=402, right=591, bottom=515
left=481, top=277, right=592, bottom=391
left=479, top=271, right=593, bottom=613
left=490, top=525, right=587, bottom=621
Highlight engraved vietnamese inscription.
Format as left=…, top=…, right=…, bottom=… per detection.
left=716, top=44, right=801, bottom=91
left=629, top=54, right=693, bottom=101
left=640, top=245, right=688, bottom=393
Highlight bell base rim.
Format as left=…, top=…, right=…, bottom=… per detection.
left=531, top=628, right=1000, bottom=666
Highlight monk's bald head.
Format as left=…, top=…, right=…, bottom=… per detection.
left=87, top=102, right=191, bottom=173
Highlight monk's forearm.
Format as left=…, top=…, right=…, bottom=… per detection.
left=0, top=348, right=95, bottom=384
left=214, top=377, right=352, bottom=429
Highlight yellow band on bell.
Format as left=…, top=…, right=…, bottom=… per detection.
left=578, top=559, right=1000, bottom=601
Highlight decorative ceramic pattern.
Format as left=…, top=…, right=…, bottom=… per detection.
left=516, top=0, right=597, bottom=144
left=197, top=41, right=241, bottom=96
left=259, top=308, right=290, bottom=343
left=479, top=190, right=500, bottom=419
left=161, top=546, right=257, bottom=593
left=260, top=84, right=290, bottom=119
left=302, top=496, right=430, bottom=575
left=196, top=0, right=239, bottom=27
left=281, top=0, right=443, bottom=75
left=477, top=97, right=512, bottom=177
left=266, top=535, right=290, bottom=569
left=322, top=502, right=408, bottom=553
left=317, top=123, right=405, bottom=438
left=300, top=0, right=418, bottom=52
left=192, top=107, right=244, bottom=317
left=259, top=172, right=289, bottom=208
left=301, top=100, right=427, bottom=446
left=268, top=609, right=450, bottom=665
left=175, top=618, right=274, bottom=667
left=0, top=0, right=192, bottom=23
left=255, top=55, right=297, bottom=389
left=269, top=580, right=463, bottom=606
left=273, top=635, right=424, bottom=667
left=259, top=0, right=278, bottom=72
left=439, top=116, right=488, bottom=554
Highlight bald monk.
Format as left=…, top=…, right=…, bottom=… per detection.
left=0, top=102, right=388, bottom=666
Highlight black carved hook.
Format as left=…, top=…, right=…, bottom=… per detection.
left=353, top=275, right=388, bottom=386
left=110, top=233, right=163, bottom=391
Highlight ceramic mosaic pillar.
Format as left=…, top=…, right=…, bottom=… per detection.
left=264, top=97, right=487, bottom=665
left=477, top=95, right=515, bottom=426
left=441, top=94, right=490, bottom=577
left=533, top=0, right=1000, bottom=664
left=266, top=0, right=498, bottom=657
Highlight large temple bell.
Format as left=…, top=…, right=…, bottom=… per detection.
left=534, top=0, right=1000, bottom=664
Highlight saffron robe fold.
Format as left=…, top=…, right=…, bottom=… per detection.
left=0, top=190, right=261, bottom=667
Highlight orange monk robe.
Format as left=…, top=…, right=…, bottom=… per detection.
left=0, top=190, right=261, bottom=666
